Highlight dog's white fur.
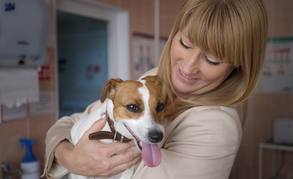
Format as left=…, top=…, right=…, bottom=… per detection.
left=69, top=79, right=164, bottom=179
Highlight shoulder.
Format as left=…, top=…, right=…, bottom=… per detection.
left=188, top=106, right=239, bottom=124
left=138, top=67, right=158, bottom=80
left=165, top=106, right=242, bottom=147
left=181, top=106, right=240, bottom=127
left=181, top=106, right=242, bottom=143
left=184, top=106, right=241, bottom=136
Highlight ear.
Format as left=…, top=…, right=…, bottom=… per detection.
left=142, top=75, right=161, bottom=87
left=100, top=78, right=123, bottom=103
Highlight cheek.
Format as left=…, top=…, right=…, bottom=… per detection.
left=201, top=66, right=228, bottom=82
left=203, top=66, right=234, bottom=84
left=170, top=38, right=182, bottom=64
left=170, top=43, right=176, bottom=64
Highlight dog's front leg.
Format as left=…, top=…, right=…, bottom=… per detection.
left=118, top=162, right=139, bottom=179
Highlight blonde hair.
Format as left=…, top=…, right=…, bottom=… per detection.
left=157, top=0, right=268, bottom=125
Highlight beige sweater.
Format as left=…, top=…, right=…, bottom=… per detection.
left=43, top=68, right=242, bottom=179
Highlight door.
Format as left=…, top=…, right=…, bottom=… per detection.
left=56, top=0, right=129, bottom=117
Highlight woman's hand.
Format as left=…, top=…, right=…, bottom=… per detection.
left=54, top=116, right=142, bottom=178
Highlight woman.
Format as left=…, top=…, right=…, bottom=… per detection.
left=43, top=0, right=268, bottom=178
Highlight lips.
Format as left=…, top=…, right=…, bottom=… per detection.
left=124, top=124, right=162, bottom=167
left=179, top=69, right=196, bottom=80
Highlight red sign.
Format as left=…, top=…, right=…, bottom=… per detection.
left=86, top=64, right=100, bottom=80
left=39, top=66, right=50, bottom=81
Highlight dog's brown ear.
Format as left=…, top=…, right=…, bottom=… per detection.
left=100, top=78, right=123, bottom=103
left=142, top=75, right=161, bottom=87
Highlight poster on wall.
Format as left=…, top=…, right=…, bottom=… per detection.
left=133, top=33, right=168, bottom=80
left=29, top=91, right=55, bottom=116
left=257, top=37, right=293, bottom=93
left=0, top=104, right=28, bottom=123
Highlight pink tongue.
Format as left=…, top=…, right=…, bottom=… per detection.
left=141, top=141, right=162, bottom=167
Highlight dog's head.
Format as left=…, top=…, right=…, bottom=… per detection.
left=100, top=75, right=165, bottom=167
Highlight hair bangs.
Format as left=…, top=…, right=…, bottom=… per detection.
left=179, top=0, right=244, bottom=68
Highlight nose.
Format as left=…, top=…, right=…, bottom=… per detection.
left=182, top=49, right=201, bottom=75
left=148, top=130, right=163, bottom=143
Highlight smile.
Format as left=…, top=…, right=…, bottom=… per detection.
left=180, top=69, right=196, bottom=80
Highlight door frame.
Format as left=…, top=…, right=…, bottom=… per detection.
left=55, top=0, right=130, bottom=80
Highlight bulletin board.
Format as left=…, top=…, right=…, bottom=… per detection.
left=257, top=37, right=293, bottom=93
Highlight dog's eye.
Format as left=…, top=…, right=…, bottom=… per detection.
left=156, top=103, right=164, bottom=112
left=126, top=104, right=140, bottom=113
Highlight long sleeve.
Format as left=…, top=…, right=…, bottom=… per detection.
left=42, top=100, right=103, bottom=179
left=133, top=106, right=242, bottom=179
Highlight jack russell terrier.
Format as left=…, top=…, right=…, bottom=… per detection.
left=70, top=75, right=165, bottom=179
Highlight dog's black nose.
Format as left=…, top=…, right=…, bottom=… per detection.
left=148, top=131, right=163, bottom=143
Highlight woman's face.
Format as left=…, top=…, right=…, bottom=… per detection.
left=170, top=27, right=235, bottom=99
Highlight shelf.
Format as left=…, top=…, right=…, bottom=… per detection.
left=260, top=139, right=293, bottom=152
left=258, top=138, right=293, bottom=179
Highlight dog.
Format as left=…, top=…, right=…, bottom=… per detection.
left=70, top=75, right=165, bottom=179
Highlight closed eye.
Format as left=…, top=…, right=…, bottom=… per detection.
left=179, top=37, right=192, bottom=49
left=204, top=55, right=220, bottom=66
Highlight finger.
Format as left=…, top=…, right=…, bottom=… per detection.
left=78, top=116, right=107, bottom=143
left=85, top=115, right=107, bottom=136
left=94, top=152, right=142, bottom=178
left=107, top=140, right=137, bottom=155
left=112, top=153, right=141, bottom=172
left=112, top=148, right=141, bottom=165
